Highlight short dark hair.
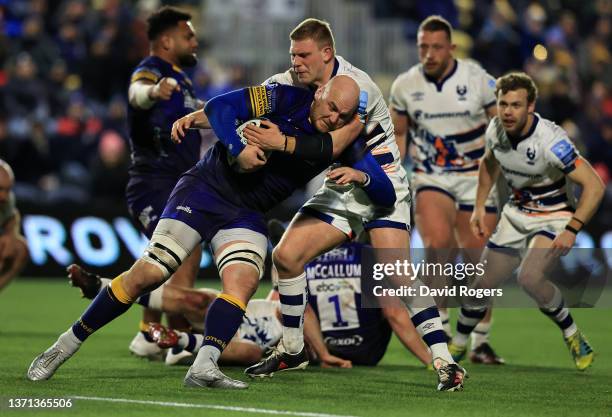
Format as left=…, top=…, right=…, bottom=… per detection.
left=496, top=72, right=538, bottom=104
left=290, top=18, right=335, bottom=52
left=418, top=15, right=452, bottom=41
left=147, top=6, right=191, bottom=41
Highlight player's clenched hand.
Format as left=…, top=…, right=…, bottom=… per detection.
left=549, top=230, right=576, bottom=257
left=243, top=120, right=284, bottom=151
left=327, top=166, right=367, bottom=186
left=172, top=113, right=196, bottom=143
left=470, top=206, right=489, bottom=238
left=150, top=77, right=180, bottom=101
left=320, top=353, right=352, bottom=369
left=236, top=144, right=267, bottom=172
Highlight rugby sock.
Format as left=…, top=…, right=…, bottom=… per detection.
left=278, top=273, right=307, bottom=353
left=471, top=320, right=491, bottom=350
left=439, top=308, right=451, bottom=337
left=410, top=306, right=453, bottom=363
left=177, top=331, right=204, bottom=353
left=453, top=307, right=487, bottom=347
left=193, top=294, right=245, bottom=368
left=71, top=274, right=134, bottom=342
left=57, top=329, right=82, bottom=355
left=539, top=285, right=577, bottom=338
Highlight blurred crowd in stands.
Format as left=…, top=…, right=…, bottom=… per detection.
left=1, top=0, right=611, bottom=214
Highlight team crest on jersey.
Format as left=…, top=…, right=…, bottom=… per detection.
left=410, top=91, right=424, bottom=102
left=456, top=85, right=468, bottom=101
left=526, top=146, right=536, bottom=165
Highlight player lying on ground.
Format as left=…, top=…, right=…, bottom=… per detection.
left=67, top=264, right=277, bottom=366
left=448, top=72, right=604, bottom=371
left=27, top=75, right=394, bottom=390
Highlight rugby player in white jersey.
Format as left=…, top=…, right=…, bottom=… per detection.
left=0, top=160, right=28, bottom=293
left=389, top=15, right=502, bottom=364
left=448, top=72, right=604, bottom=370
left=241, top=18, right=465, bottom=391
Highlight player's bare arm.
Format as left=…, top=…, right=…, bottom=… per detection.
left=381, top=306, right=431, bottom=366
left=550, top=157, right=605, bottom=256
left=303, top=305, right=352, bottom=368
left=243, top=115, right=363, bottom=157
left=471, top=148, right=501, bottom=238
left=171, top=109, right=211, bottom=143
left=128, top=77, right=180, bottom=110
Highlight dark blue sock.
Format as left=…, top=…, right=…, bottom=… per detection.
left=72, top=286, right=132, bottom=341
left=202, top=297, right=245, bottom=352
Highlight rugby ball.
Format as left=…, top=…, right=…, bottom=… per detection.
left=236, top=118, right=263, bottom=145
left=228, top=118, right=270, bottom=173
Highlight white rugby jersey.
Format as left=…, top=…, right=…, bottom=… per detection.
left=239, top=300, right=282, bottom=349
left=486, top=114, right=579, bottom=213
left=265, top=56, right=401, bottom=174
left=389, top=59, right=496, bottom=174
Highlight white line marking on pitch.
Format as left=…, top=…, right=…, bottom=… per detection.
left=71, top=396, right=360, bottom=417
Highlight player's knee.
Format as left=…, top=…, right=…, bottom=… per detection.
left=142, top=232, right=191, bottom=281
left=516, top=272, right=539, bottom=294
left=272, top=245, right=305, bottom=275
left=422, top=234, right=454, bottom=249
left=216, top=241, right=266, bottom=281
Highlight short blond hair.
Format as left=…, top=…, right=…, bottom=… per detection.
left=290, top=18, right=335, bottom=52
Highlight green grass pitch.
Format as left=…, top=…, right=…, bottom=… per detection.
left=1, top=278, right=611, bottom=417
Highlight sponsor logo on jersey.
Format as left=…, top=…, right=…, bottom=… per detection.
left=316, top=246, right=357, bottom=262
left=325, top=334, right=364, bottom=347
left=414, top=110, right=471, bottom=120
left=501, top=166, right=543, bottom=180
left=411, top=91, right=424, bottom=102
left=138, top=206, right=158, bottom=230
left=248, top=86, right=272, bottom=117
left=183, top=94, right=198, bottom=111
left=176, top=205, right=192, bottom=214
left=551, top=139, right=576, bottom=166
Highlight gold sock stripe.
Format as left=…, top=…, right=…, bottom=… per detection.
left=218, top=293, right=246, bottom=311
left=139, top=320, right=149, bottom=332
left=109, top=274, right=134, bottom=304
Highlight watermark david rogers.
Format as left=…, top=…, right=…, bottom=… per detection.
left=371, top=283, right=503, bottom=299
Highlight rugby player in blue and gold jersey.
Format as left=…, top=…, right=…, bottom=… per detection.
left=124, top=6, right=206, bottom=359
left=27, top=75, right=396, bottom=389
